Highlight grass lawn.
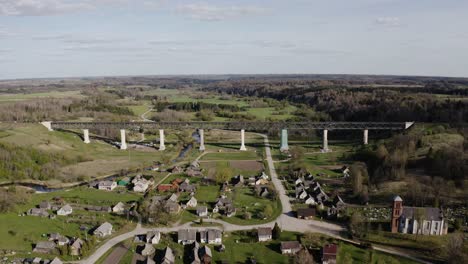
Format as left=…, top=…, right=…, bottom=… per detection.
left=201, top=151, right=258, bottom=160
left=0, top=90, right=84, bottom=102
left=0, top=124, right=172, bottom=183
left=221, top=188, right=282, bottom=225
left=245, top=105, right=296, bottom=120
left=337, top=242, right=420, bottom=264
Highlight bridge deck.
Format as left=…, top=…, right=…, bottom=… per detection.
left=50, top=121, right=414, bottom=131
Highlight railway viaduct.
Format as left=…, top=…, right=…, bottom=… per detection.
left=41, top=121, right=414, bottom=152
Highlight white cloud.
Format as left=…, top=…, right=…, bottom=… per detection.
left=176, top=3, right=267, bottom=21
left=375, top=17, right=401, bottom=27
left=0, top=0, right=95, bottom=16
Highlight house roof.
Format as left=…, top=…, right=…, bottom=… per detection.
left=164, top=247, right=175, bottom=262
left=257, top=227, right=272, bottom=237
left=178, top=229, right=196, bottom=241
left=393, top=195, right=403, bottom=202
left=401, top=207, right=443, bottom=221
left=297, top=208, right=316, bottom=217
left=95, top=222, right=112, bottom=233
left=50, top=257, right=63, bottom=264
left=207, top=229, right=222, bottom=240
left=196, top=206, right=208, bottom=213
left=322, top=244, right=338, bottom=255
left=281, top=241, right=301, bottom=250
left=71, top=238, right=84, bottom=249
left=200, top=246, right=212, bottom=257
left=60, top=204, right=72, bottom=211
left=35, top=241, right=56, bottom=249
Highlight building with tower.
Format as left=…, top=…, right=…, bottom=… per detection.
left=391, top=195, right=447, bottom=236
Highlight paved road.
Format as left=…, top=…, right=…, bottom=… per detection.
left=76, top=133, right=430, bottom=264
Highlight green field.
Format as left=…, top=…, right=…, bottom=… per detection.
left=0, top=90, right=84, bottom=102
left=0, top=187, right=138, bottom=254
left=0, top=124, right=171, bottom=183
left=201, top=151, right=258, bottom=160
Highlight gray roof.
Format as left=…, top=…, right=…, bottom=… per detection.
left=178, top=229, right=196, bottom=241
left=35, top=241, right=56, bottom=249
left=196, top=206, right=208, bottom=214
left=50, top=257, right=63, bottom=264
left=94, top=222, right=112, bottom=234
left=394, top=195, right=403, bottom=202
left=401, top=207, right=443, bottom=221
left=257, top=227, right=272, bottom=237
left=207, top=229, right=222, bottom=240
left=199, top=246, right=212, bottom=258
left=164, top=247, right=175, bottom=262
left=281, top=241, right=301, bottom=250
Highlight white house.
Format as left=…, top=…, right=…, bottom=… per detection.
left=200, top=229, right=222, bottom=244
left=146, top=230, right=161, bottom=244
left=197, top=206, right=208, bottom=217
left=133, top=181, right=149, bottom=193
left=257, top=227, right=272, bottom=242
left=57, top=204, right=73, bottom=216
left=298, top=190, right=308, bottom=200
left=186, top=197, right=198, bottom=208
left=112, top=202, right=125, bottom=213
left=94, top=222, right=113, bottom=237
left=98, top=181, right=117, bottom=191
left=305, top=196, right=316, bottom=205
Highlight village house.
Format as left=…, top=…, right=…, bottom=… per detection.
left=297, top=208, right=316, bottom=220
left=146, top=230, right=161, bottom=244
left=196, top=206, right=208, bottom=217
left=28, top=208, right=49, bottom=217
left=168, top=193, right=179, bottom=202
left=57, top=204, right=73, bottom=216
left=178, top=229, right=197, bottom=245
left=232, top=175, right=244, bottom=187
left=322, top=244, right=338, bottom=264
left=33, top=241, right=56, bottom=254
left=192, top=243, right=201, bottom=264
left=186, top=166, right=203, bottom=177
left=50, top=257, right=63, bottom=264
left=98, top=180, right=117, bottom=191
left=199, top=246, right=212, bottom=264
left=57, top=236, right=70, bottom=246
left=179, top=181, right=196, bottom=193
left=162, top=247, right=175, bottom=264
left=281, top=241, right=302, bottom=255
left=94, top=222, right=113, bottom=237
left=305, top=196, right=316, bottom=205
left=391, top=196, right=447, bottom=235
left=141, top=243, right=155, bottom=256
left=257, top=227, right=272, bottom=242
left=39, top=200, right=51, bottom=210
left=112, top=202, right=126, bottom=214
left=255, top=185, right=270, bottom=197
left=117, top=177, right=130, bottom=186
left=186, top=197, right=198, bottom=208
left=164, top=200, right=181, bottom=214
left=200, top=229, right=222, bottom=244
left=32, top=257, right=41, bottom=264
left=133, top=181, right=150, bottom=193
left=170, top=166, right=183, bottom=173
left=255, top=177, right=269, bottom=186
left=70, top=238, right=84, bottom=256
left=224, top=204, right=236, bottom=217
left=158, top=184, right=175, bottom=192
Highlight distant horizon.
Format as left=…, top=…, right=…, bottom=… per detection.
left=2, top=72, right=468, bottom=82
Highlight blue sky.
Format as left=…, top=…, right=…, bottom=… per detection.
left=0, top=0, right=467, bottom=79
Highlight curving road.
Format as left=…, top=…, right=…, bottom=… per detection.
left=76, top=133, right=430, bottom=264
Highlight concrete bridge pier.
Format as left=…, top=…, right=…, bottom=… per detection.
left=240, top=129, right=247, bottom=151
left=199, top=129, right=205, bottom=151
left=280, top=129, right=289, bottom=152
left=159, top=129, right=166, bottom=151
left=83, top=129, right=90, bottom=144
left=322, top=129, right=330, bottom=152
left=120, top=129, right=127, bottom=150
left=363, top=129, right=369, bottom=145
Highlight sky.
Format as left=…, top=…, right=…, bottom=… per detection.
left=0, top=0, right=467, bottom=79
